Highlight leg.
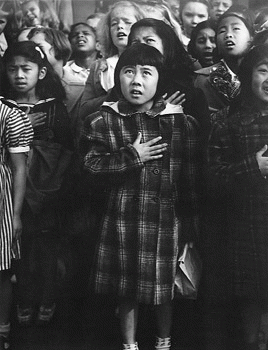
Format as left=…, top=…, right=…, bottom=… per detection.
left=0, top=270, right=12, bottom=350
left=119, top=298, right=139, bottom=345
left=154, top=301, right=172, bottom=350
left=155, top=301, right=173, bottom=338
left=0, top=270, right=12, bottom=325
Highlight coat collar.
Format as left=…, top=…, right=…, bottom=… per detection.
left=101, top=98, right=183, bottom=117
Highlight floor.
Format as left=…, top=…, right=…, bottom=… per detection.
left=10, top=293, right=203, bottom=350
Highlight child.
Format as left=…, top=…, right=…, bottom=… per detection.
left=20, top=0, right=60, bottom=29
left=80, top=43, right=200, bottom=350
left=207, top=43, right=268, bottom=350
left=209, top=0, right=233, bottom=26
left=179, top=0, right=209, bottom=49
left=0, top=95, right=33, bottom=350
left=188, top=20, right=216, bottom=67
left=1, top=40, right=73, bottom=325
left=194, top=5, right=254, bottom=114
left=128, top=18, right=210, bottom=145
left=67, top=22, right=99, bottom=80
left=79, top=0, right=145, bottom=120
left=0, top=1, right=10, bottom=56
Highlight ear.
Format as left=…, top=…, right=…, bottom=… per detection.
left=38, top=67, right=47, bottom=80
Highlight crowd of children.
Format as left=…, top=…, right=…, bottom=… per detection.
left=1, top=0, right=268, bottom=350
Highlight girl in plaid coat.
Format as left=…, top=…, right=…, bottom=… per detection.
left=80, top=43, right=200, bottom=350
left=208, top=44, right=268, bottom=349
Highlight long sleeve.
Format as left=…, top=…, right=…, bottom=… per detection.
left=80, top=112, right=144, bottom=186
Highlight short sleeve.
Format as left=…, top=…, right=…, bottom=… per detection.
left=5, top=106, right=33, bottom=153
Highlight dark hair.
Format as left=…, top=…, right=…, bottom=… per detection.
left=28, top=27, right=71, bottom=65
left=238, top=44, right=268, bottom=106
left=114, top=43, right=165, bottom=101
left=2, top=40, right=65, bottom=100
left=253, top=29, right=268, bottom=46
left=217, top=4, right=255, bottom=37
left=128, top=18, right=194, bottom=83
left=68, top=22, right=96, bottom=42
left=188, top=19, right=216, bottom=58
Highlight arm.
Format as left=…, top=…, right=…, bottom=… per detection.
left=10, top=152, right=27, bottom=241
left=80, top=113, right=144, bottom=185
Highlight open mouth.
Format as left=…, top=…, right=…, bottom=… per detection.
left=225, top=41, right=235, bottom=48
left=130, top=89, right=142, bottom=95
left=117, top=32, right=127, bottom=38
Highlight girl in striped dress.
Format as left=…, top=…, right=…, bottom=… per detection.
left=0, top=100, right=33, bottom=349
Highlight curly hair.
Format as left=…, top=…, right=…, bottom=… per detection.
left=96, top=1, right=145, bottom=58
left=20, top=0, right=60, bottom=29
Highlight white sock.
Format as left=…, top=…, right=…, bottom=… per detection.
left=123, top=341, right=139, bottom=350
left=0, top=323, right=10, bottom=338
left=155, top=336, right=171, bottom=350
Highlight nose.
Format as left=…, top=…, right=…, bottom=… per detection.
left=117, top=19, right=124, bottom=30
left=192, top=15, right=199, bottom=24
left=225, top=30, right=233, bottom=39
left=16, top=68, right=24, bottom=78
left=218, top=3, right=225, bottom=11
left=77, top=32, right=84, bottom=39
left=205, top=38, right=213, bottom=48
left=132, top=72, right=142, bottom=85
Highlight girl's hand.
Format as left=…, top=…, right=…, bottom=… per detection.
left=133, top=132, right=168, bottom=163
left=28, top=112, right=47, bottom=128
left=256, top=145, right=268, bottom=176
left=12, top=214, right=22, bottom=241
left=163, top=91, right=186, bottom=106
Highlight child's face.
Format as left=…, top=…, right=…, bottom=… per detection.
left=252, top=60, right=268, bottom=110
left=7, top=56, right=46, bottom=96
left=22, top=1, right=41, bottom=27
left=0, top=13, right=8, bottom=35
left=130, top=27, right=164, bottom=55
left=110, top=5, right=138, bottom=55
left=181, top=2, right=208, bottom=37
left=30, top=32, right=56, bottom=67
left=217, top=16, right=252, bottom=59
left=209, top=0, right=232, bottom=22
left=69, top=24, right=97, bottom=54
left=120, top=64, right=159, bottom=112
left=195, top=27, right=216, bottom=67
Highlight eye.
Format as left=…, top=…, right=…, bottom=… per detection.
left=143, top=70, right=152, bottom=76
left=197, top=38, right=205, bottom=44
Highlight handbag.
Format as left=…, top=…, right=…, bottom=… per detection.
left=174, top=242, right=202, bottom=299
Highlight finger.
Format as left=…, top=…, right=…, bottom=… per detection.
left=149, top=143, right=168, bottom=151
left=257, top=144, right=268, bottom=156
left=133, top=132, right=142, bottom=146
left=145, top=136, right=163, bottom=146
left=172, top=96, right=186, bottom=105
left=162, top=93, right=167, bottom=99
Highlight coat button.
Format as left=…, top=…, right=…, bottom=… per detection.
left=153, top=168, right=160, bottom=175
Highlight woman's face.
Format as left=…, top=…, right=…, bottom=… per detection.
left=252, top=60, right=268, bottom=113
left=181, top=2, right=208, bottom=38
left=195, top=27, right=216, bottom=67
left=110, top=5, right=138, bottom=55
left=217, top=16, right=252, bottom=59
left=129, top=26, right=164, bottom=55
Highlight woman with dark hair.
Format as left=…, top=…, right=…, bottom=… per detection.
left=188, top=20, right=216, bottom=68
left=207, top=43, right=268, bottom=350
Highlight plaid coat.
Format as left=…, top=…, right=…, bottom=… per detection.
left=81, top=99, right=200, bottom=304
left=208, top=105, right=268, bottom=303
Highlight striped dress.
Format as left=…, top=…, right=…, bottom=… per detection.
left=0, top=101, right=33, bottom=270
